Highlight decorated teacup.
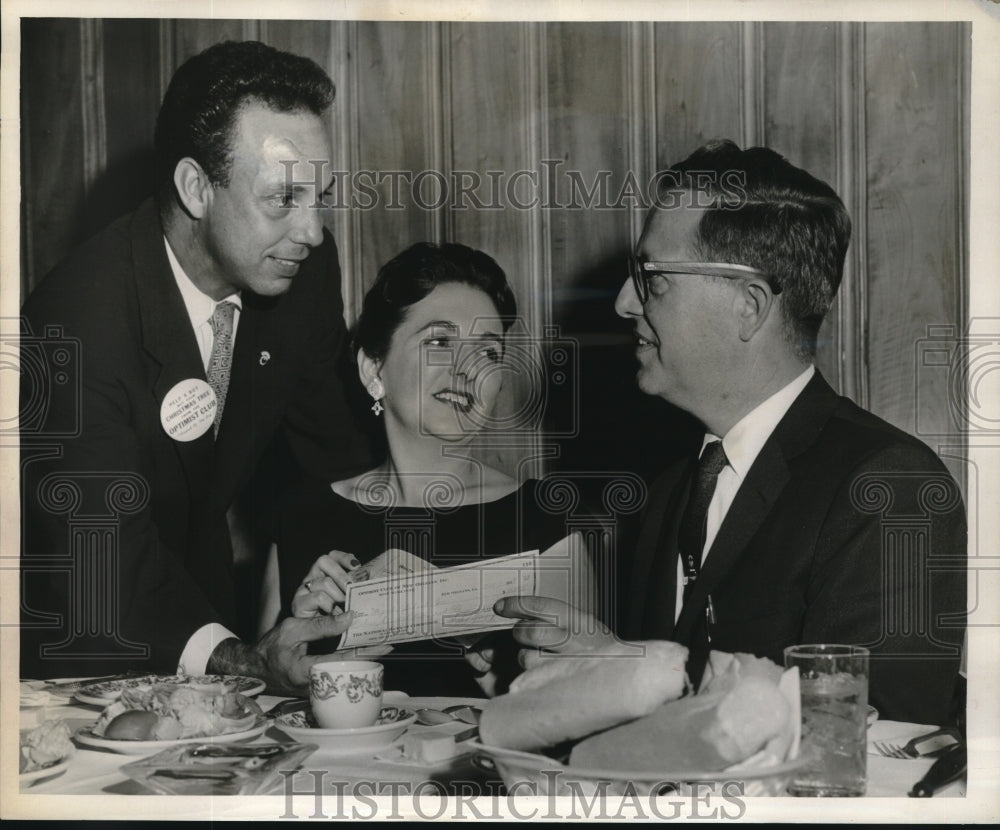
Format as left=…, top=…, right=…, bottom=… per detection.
left=309, top=661, right=384, bottom=729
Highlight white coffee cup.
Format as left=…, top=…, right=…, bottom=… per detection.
left=309, top=660, right=384, bottom=729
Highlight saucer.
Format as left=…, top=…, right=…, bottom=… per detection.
left=273, top=706, right=416, bottom=756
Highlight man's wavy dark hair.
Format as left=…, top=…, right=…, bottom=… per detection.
left=658, top=139, right=851, bottom=357
left=154, top=40, right=334, bottom=201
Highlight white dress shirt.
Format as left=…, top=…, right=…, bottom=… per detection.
left=164, top=238, right=242, bottom=368
left=674, top=365, right=816, bottom=623
left=164, top=237, right=242, bottom=674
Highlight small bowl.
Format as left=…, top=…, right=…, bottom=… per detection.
left=273, top=706, right=416, bottom=756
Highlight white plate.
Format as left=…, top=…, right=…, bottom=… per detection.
left=74, top=674, right=265, bottom=707
left=273, top=706, right=416, bottom=756
left=73, top=719, right=268, bottom=755
left=22, top=678, right=91, bottom=704
left=20, top=756, right=71, bottom=785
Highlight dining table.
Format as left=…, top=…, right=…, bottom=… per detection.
left=16, top=678, right=965, bottom=804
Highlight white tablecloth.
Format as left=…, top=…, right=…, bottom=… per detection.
left=865, top=720, right=965, bottom=797
left=18, top=688, right=963, bottom=798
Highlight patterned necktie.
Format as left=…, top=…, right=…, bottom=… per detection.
left=678, top=440, right=729, bottom=605
left=206, top=301, right=236, bottom=436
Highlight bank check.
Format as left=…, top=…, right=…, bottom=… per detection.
left=338, top=550, right=541, bottom=649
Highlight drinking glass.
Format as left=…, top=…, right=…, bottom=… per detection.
left=784, top=644, right=869, bottom=797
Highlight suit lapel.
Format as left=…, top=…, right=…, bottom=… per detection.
left=130, top=201, right=215, bottom=498
left=625, top=462, right=690, bottom=640
left=211, top=294, right=282, bottom=510
left=674, top=442, right=791, bottom=638
left=674, top=372, right=841, bottom=640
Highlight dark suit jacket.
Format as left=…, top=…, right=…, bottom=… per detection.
left=20, top=198, right=371, bottom=678
left=623, top=372, right=966, bottom=725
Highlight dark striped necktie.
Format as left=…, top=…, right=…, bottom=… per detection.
left=678, top=440, right=728, bottom=605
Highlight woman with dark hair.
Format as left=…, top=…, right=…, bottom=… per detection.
left=258, top=242, right=594, bottom=697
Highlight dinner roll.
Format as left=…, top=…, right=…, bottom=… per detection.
left=569, top=672, right=790, bottom=771
left=480, top=640, right=688, bottom=752
left=103, top=710, right=161, bottom=741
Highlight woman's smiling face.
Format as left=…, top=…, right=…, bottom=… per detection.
left=372, top=281, right=507, bottom=442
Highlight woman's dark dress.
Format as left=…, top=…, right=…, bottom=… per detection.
left=275, top=478, right=575, bottom=697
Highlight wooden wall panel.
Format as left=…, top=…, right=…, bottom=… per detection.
left=864, top=23, right=965, bottom=451
left=447, top=22, right=547, bottom=477
left=762, top=23, right=842, bottom=387
left=543, top=22, right=699, bottom=480
left=17, top=18, right=968, bottom=485
left=447, top=24, right=536, bottom=302
left=653, top=23, right=743, bottom=169
left=546, top=22, right=632, bottom=307
left=170, top=19, right=249, bottom=66
left=263, top=18, right=333, bottom=70
left=763, top=24, right=838, bottom=191
left=351, top=22, right=439, bottom=305
left=97, top=20, right=161, bottom=229
left=20, top=19, right=88, bottom=296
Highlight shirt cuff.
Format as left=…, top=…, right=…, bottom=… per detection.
left=177, top=623, right=238, bottom=675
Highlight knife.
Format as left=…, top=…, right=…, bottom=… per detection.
left=453, top=726, right=478, bottom=743
left=153, top=768, right=237, bottom=781
left=908, top=742, right=966, bottom=797
left=265, top=698, right=308, bottom=719
left=189, top=744, right=284, bottom=758
left=37, top=672, right=146, bottom=687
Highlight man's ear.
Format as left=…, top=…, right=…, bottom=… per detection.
left=172, top=158, right=213, bottom=220
left=357, top=348, right=382, bottom=389
left=736, top=279, right=776, bottom=342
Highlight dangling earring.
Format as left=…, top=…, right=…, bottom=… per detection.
left=367, top=378, right=385, bottom=416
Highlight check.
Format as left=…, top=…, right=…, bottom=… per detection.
left=338, top=550, right=540, bottom=649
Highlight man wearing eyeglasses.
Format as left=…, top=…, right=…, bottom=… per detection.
left=497, top=140, right=965, bottom=726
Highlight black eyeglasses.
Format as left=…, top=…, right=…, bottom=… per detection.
left=628, top=258, right=781, bottom=304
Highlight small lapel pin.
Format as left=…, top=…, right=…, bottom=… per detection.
left=259, top=351, right=271, bottom=366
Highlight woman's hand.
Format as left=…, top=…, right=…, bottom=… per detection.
left=291, top=550, right=369, bottom=618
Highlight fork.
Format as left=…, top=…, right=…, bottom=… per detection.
left=873, top=727, right=961, bottom=759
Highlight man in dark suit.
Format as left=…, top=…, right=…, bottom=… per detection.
left=497, top=140, right=965, bottom=725
left=20, top=41, right=373, bottom=692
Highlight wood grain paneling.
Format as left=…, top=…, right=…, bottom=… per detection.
left=98, top=20, right=161, bottom=230
left=543, top=23, right=696, bottom=481
left=170, top=19, right=248, bottom=67
left=740, top=21, right=766, bottom=148
left=329, top=20, right=363, bottom=325
left=653, top=23, right=743, bottom=168
left=834, top=22, right=869, bottom=406
left=351, top=22, right=439, bottom=307
left=263, top=19, right=334, bottom=76
left=448, top=24, right=534, bottom=296
left=17, top=18, right=968, bottom=485
left=79, top=19, right=107, bottom=200
left=762, top=22, right=841, bottom=388
left=20, top=19, right=88, bottom=295
left=763, top=24, right=839, bottom=190
left=546, top=21, right=633, bottom=303
left=864, top=23, right=965, bottom=443
left=446, top=22, right=547, bottom=477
